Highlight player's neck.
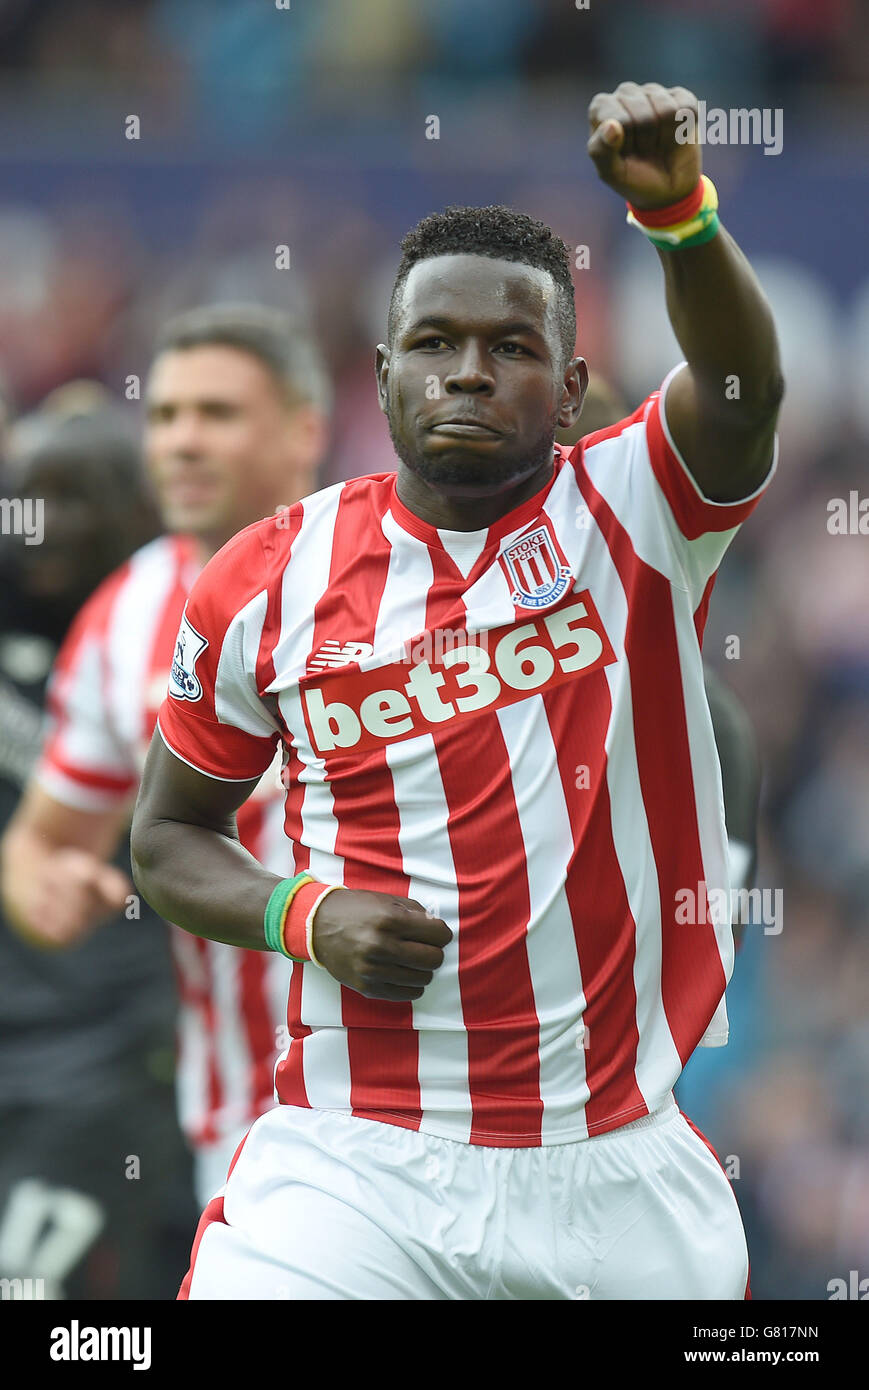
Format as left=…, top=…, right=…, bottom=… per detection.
left=395, top=450, right=556, bottom=533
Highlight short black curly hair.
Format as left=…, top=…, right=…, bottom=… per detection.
left=387, top=205, right=577, bottom=373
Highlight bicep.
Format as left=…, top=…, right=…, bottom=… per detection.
left=135, top=728, right=261, bottom=835
left=665, top=363, right=779, bottom=503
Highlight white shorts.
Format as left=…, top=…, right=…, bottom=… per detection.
left=180, top=1095, right=749, bottom=1301
left=193, top=1132, right=251, bottom=1213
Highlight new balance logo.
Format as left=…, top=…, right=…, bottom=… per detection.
left=308, top=640, right=374, bottom=673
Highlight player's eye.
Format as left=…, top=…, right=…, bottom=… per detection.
left=496, top=342, right=529, bottom=355
left=415, top=337, right=450, bottom=349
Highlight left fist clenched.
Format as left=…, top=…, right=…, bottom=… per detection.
left=587, top=82, right=702, bottom=211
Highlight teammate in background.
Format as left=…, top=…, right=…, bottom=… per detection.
left=132, top=84, right=784, bottom=1299
left=560, top=376, right=762, bottom=949
left=1, top=305, right=331, bottom=1209
left=0, top=402, right=193, bottom=1299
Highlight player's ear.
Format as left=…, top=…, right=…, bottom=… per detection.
left=558, top=357, right=588, bottom=430
left=375, top=345, right=391, bottom=414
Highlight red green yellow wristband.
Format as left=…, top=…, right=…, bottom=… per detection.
left=263, top=873, right=346, bottom=966
left=289, top=882, right=345, bottom=966
left=626, top=175, right=719, bottom=250
left=263, top=873, right=314, bottom=960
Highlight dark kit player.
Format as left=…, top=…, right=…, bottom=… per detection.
left=132, top=83, right=783, bottom=1299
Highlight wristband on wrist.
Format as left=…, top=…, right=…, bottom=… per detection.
left=263, top=874, right=347, bottom=965
left=301, top=884, right=346, bottom=967
left=263, top=873, right=314, bottom=960
left=626, top=174, right=719, bottom=250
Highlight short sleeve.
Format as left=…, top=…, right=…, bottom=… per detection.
left=36, top=572, right=139, bottom=811
left=156, top=525, right=281, bottom=782
left=649, top=361, right=778, bottom=588
left=578, top=361, right=778, bottom=607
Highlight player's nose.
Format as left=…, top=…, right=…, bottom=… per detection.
left=159, top=412, right=208, bottom=457
left=444, top=342, right=495, bottom=393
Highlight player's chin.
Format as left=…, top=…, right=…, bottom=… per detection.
left=415, top=445, right=529, bottom=496
left=162, top=499, right=229, bottom=537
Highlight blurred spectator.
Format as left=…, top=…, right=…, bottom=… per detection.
left=0, top=399, right=195, bottom=1298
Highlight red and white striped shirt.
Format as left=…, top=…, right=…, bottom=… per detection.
left=36, top=534, right=291, bottom=1149
left=158, top=365, right=778, bottom=1147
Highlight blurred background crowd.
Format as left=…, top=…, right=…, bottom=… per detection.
left=0, top=0, right=867, bottom=1300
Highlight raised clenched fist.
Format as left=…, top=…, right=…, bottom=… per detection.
left=587, top=82, right=702, bottom=211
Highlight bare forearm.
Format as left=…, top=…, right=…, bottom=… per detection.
left=1, top=786, right=125, bottom=927
left=130, top=817, right=282, bottom=950
left=1, top=800, right=133, bottom=947
left=0, top=821, right=48, bottom=933
left=658, top=226, right=784, bottom=419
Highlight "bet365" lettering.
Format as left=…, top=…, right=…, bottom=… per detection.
left=300, top=591, right=616, bottom=758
